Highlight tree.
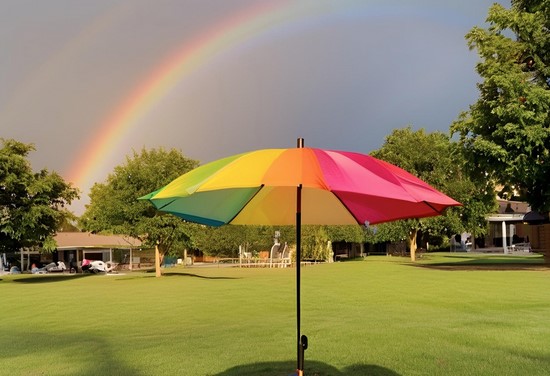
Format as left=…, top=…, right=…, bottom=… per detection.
left=80, top=147, right=199, bottom=276
left=371, top=127, right=496, bottom=260
left=192, top=224, right=360, bottom=262
left=452, top=0, right=550, bottom=213
left=325, top=225, right=365, bottom=244
left=0, top=139, right=79, bottom=253
left=302, top=226, right=332, bottom=261
left=192, top=225, right=276, bottom=258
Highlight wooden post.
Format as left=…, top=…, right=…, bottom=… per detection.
left=155, top=244, right=162, bottom=277
left=409, top=229, right=418, bottom=262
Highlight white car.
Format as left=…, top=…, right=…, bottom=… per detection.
left=89, top=260, right=115, bottom=273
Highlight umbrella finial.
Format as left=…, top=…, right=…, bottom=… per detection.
left=297, top=138, right=304, bottom=148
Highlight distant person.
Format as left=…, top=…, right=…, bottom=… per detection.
left=31, top=263, right=48, bottom=274
left=81, top=258, right=91, bottom=272
left=69, top=254, right=77, bottom=273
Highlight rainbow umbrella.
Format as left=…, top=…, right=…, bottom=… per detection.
left=141, top=139, right=460, bottom=375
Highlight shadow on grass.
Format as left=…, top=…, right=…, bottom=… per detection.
left=11, top=274, right=93, bottom=283
left=109, top=271, right=239, bottom=281
left=162, top=272, right=239, bottom=280
left=500, top=344, right=550, bottom=365
left=214, top=361, right=400, bottom=376
left=139, top=268, right=239, bottom=279
left=0, top=330, right=143, bottom=376
left=412, top=254, right=549, bottom=271
left=416, top=264, right=550, bottom=271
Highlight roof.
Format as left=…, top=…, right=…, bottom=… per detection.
left=54, top=232, right=142, bottom=250
left=486, top=213, right=526, bottom=223
left=497, top=199, right=530, bottom=214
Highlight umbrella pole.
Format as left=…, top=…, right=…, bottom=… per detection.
left=296, top=183, right=307, bottom=375
left=296, top=137, right=307, bottom=375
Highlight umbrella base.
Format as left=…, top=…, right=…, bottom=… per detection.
left=296, top=334, right=308, bottom=375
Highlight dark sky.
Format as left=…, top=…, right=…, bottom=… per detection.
left=1, top=0, right=504, bottom=213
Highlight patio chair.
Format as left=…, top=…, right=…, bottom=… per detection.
left=45, top=261, right=67, bottom=273
left=279, top=243, right=291, bottom=268
left=270, top=242, right=282, bottom=267
left=513, top=242, right=531, bottom=252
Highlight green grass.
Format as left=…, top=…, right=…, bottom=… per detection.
left=1, top=254, right=550, bottom=375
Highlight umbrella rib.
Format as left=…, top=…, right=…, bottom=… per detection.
left=423, top=200, right=443, bottom=214
left=225, top=185, right=264, bottom=224
left=154, top=198, right=179, bottom=211
left=331, top=191, right=363, bottom=224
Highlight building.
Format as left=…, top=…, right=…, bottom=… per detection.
left=483, top=199, right=549, bottom=254
left=17, top=232, right=145, bottom=272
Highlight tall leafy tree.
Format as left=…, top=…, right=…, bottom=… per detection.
left=371, top=127, right=496, bottom=260
left=0, top=139, right=78, bottom=253
left=80, top=147, right=199, bottom=276
left=452, top=0, right=550, bottom=213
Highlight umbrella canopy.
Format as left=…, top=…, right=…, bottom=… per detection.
left=141, top=140, right=460, bottom=375
left=142, top=146, right=460, bottom=226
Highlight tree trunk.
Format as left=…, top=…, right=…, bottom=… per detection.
left=409, top=229, right=418, bottom=262
left=155, top=245, right=162, bottom=277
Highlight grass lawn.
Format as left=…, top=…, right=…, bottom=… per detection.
left=1, top=253, right=550, bottom=375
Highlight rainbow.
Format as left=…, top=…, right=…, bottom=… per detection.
left=65, top=0, right=466, bottom=196
left=66, top=0, right=309, bottom=192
